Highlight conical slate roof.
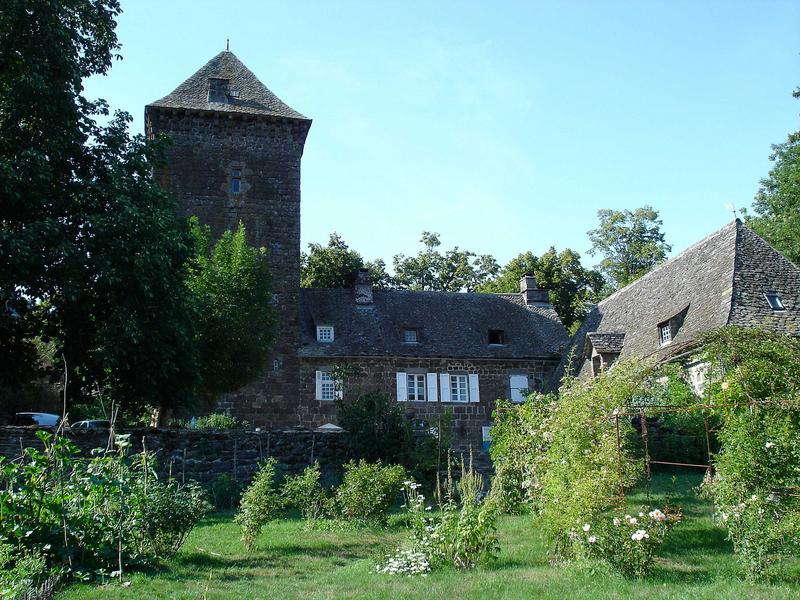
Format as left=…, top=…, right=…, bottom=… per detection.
left=555, top=220, right=800, bottom=382
left=147, top=50, right=309, bottom=120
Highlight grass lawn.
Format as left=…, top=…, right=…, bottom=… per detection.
left=59, top=472, right=800, bottom=599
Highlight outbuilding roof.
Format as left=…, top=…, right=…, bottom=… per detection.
left=299, top=288, right=568, bottom=360
left=557, top=220, right=800, bottom=382
left=146, top=50, right=309, bottom=121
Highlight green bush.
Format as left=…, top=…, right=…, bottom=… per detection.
left=177, top=413, right=249, bottom=430
left=0, top=431, right=209, bottom=581
left=281, top=463, right=327, bottom=522
left=336, top=391, right=451, bottom=482
left=334, top=460, right=407, bottom=525
left=207, top=474, right=243, bottom=511
left=702, top=326, right=800, bottom=580
left=235, top=459, right=282, bottom=550
left=0, top=541, right=51, bottom=599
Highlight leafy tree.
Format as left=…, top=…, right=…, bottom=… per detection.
left=587, top=206, right=671, bottom=289
left=187, top=219, right=276, bottom=399
left=301, top=233, right=390, bottom=288
left=0, top=1, right=198, bottom=416
left=479, top=248, right=606, bottom=331
left=744, top=88, right=800, bottom=265
left=393, top=232, right=500, bottom=292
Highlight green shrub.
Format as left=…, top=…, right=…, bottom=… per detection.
left=334, top=460, right=407, bottom=525
left=0, top=541, right=51, bottom=599
left=336, top=391, right=451, bottom=482
left=701, top=327, right=800, bottom=580
left=574, top=507, right=682, bottom=578
left=0, top=431, right=208, bottom=581
left=207, top=474, right=243, bottom=511
left=177, top=413, right=248, bottom=430
left=281, top=463, right=327, bottom=522
left=235, top=459, right=282, bottom=550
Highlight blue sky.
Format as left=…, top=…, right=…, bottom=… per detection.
left=84, top=0, right=800, bottom=270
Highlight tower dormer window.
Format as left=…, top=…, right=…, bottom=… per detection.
left=316, top=325, right=334, bottom=342
left=231, top=169, right=241, bottom=194
left=208, top=77, right=230, bottom=103
left=658, top=321, right=672, bottom=346
left=765, top=292, right=785, bottom=311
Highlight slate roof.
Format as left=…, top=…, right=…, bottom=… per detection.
left=557, top=220, right=800, bottom=382
left=146, top=51, right=309, bottom=121
left=586, top=332, right=625, bottom=354
left=299, top=288, right=568, bottom=360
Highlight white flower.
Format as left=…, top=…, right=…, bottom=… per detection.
left=765, top=442, right=774, bottom=449
left=582, top=523, right=591, bottom=532
left=625, top=515, right=638, bottom=525
left=751, top=494, right=758, bottom=502
left=721, top=512, right=729, bottom=521
left=588, top=535, right=597, bottom=544
left=613, top=517, right=621, bottom=527
left=631, top=529, right=649, bottom=541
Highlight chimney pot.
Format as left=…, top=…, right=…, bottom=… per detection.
left=520, top=273, right=549, bottom=306
left=355, top=268, right=373, bottom=305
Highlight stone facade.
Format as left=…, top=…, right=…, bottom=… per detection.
left=0, top=426, right=347, bottom=485
left=298, top=356, right=559, bottom=455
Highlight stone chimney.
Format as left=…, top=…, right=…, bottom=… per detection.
left=355, top=268, right=373, bottom=305
left=520, top=274, right=549, bottom=306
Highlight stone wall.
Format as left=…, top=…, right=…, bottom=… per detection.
left=0, top=427, right=347, bottom=485
left=145, top=108, right=310, bottom=428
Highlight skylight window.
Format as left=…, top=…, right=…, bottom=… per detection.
left=488, top=329, right=505, bottom=345
left=316, top=325, right=334, bottom=343
left=765, top=292, right=785, bottom=311
left=402, top=329, right=418, bottom=344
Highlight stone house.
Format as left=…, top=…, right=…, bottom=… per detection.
left=559, top=219, right=800, bottom=390
left=146, top=50, right=569, bottom=456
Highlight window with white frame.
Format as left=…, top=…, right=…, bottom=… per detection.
left=765, top=292, right=785, bottom=311
left=316, top=371, right=337, bottom=401
left=402, top=329, right=418, bottom=344
left=509, top=374, right=529, bottom=403
left=407, top=374, right=426, bottom=401
left=658, top=321, right=672, bottom=346
left=316, top=325, right=334, bottom=342
left=450, top=374, right=469, bottom=403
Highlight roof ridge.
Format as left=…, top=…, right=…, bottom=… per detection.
left=597, top=219, right=739, bottom=307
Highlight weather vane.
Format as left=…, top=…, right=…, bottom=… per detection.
left=725, top=203, right=739, bottom=219
left=226, top=38, right=230, bottom=51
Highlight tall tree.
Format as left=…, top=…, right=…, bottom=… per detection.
left=587, top=206, right=671, bottom=289
left=301, top=233, right=390, bottom=288
left=744, top=88, right=800, bottom=265
left=479, top=248, right=606, bottom=332
left=393, top=232, right=500, bottom=292
left=187, top=219, right=276, bottom=400
left=0, top=1, right=198, bottom=416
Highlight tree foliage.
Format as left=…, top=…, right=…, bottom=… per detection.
left=587, top=206, right=671, bottom=290
left=393, top=232, right=500, bottom=292
left=301, top=233, right=390, bottom=288
left=744, top=88, right=800, bottom=265
left=187, top=219, right=276, bottom=399
left=0, top=1, right=198, bottom=414
left=479, top=248, right=606, bottom=331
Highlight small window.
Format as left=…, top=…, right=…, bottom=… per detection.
left=320, top=371, right=336, bottom=401
left=658, top=322, right=672, bottom=346
left=403, top=329, right=418, bottom=344
left=488, top=329, right=505, bottom=345
left=509, top=374, right=529, bottom=403
left=231, top=169, right=241, bottom=194
left=450, top=374, right=469, bottom=403
left=765, top=292, right=785, bottom=311
left=407, top=374, right=426, bottom=401
left=316, top=325, right=334, bottom=342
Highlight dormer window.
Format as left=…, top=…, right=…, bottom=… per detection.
left=488, top=329, right=505, bottom=345
left=402, top=329, right=418, bottom=344
left=208, top=77, right=230, bottom=103
left=316, top=325, right=334, bottom=342
left=231, top=169, right=241, bottom=194
left=765, top=292, right=785, bottom=311
left=658, top=321, right=672, bottom=346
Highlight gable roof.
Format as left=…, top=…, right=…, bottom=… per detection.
left=557, top=220, right=800, bottom=382
left=146, top=51, right=309, bottom=121
left=299, top=288, right=568, bottom=360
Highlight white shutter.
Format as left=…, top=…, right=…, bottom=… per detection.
left=315, top=371, right=323, bottom=401
left=396, top=372, right=408, bottom=402
left=426, top=373, right=438, bottom=402
left=510, top=374, right=529, bottom=403
left=468, top=374, right=480, bottom=403
left=439, top=374, right=451, bottom=402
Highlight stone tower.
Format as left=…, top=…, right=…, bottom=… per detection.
left=145, top=50, right=311, bottom=426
